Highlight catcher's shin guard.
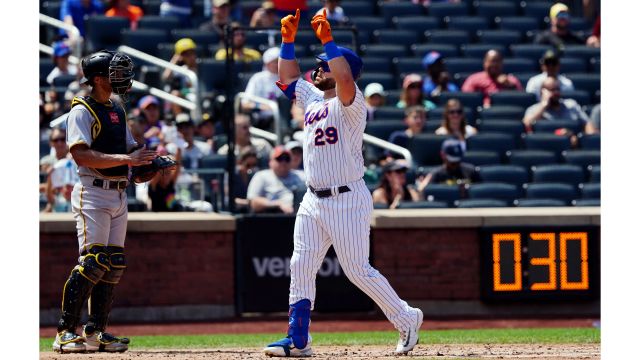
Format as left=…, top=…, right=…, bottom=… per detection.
left=287, top=299, right=311, bottom=349
left=85, top=247, right=126, bottom=333
left=57, top=245, right=109, bottom=332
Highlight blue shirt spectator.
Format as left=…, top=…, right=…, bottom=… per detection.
left=59, top=0, right=104, bottom=37
left=421, top=51, right=459, bottom=98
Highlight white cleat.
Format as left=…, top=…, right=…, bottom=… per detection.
left=395, top=308, right=424, bottom=355
left=52, top=330, right=86, bottom=353
left=263, top=335, right=313, bottom=357
left=83, top=326, right=130, bottom=353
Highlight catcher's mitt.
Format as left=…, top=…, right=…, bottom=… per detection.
left=131, top=155, right=177, bottom=183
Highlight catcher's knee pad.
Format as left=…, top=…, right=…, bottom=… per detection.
left=75, top=245, right=110, bottom=284
left=101, top=247, right=126, bottom=284
left=287, top=299, right=311, bottom=349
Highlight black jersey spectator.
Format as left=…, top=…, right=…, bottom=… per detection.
left=421, top=51, right=459, bottom=98
left=199, top=0, right=231, bottom=37
left=418, top=138, right=479, bottom=190
left=534, top=3, right=585, bottom=51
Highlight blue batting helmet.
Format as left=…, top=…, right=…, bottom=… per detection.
left=315, top=46, right=363, bottom=80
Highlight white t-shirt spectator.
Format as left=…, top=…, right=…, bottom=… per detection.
left=526, top=73, right=574, bottom=100
left=245, top=70, right=280, bottom=118
left=246, top=169, right=306, bottom=208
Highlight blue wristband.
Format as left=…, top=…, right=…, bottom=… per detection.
left=323, top=41, right=341, bottom=61
left=280, top=42, right=295, bottom=60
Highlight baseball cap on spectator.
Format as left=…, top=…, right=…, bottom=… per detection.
left=138, top=95, right=160, bottom=109
left=271, top=145, right=291, bottom=160
left=550, top=3, right=570, bottom=20
left=175, top=38, right=197, bottom=55
left=421, top=51, right=442, bottom=69
left=175, top=113, right=194, bottom=127
left=263, top=47, right=280, bottom=64
left=285, top=140, right=303, bottom=152
left=364, top=83, right=387, bottom=98
left=382, top=159, right=409, bottom=173
left=214, top=0, right=230, bottom=7
left=441, top=139, right=464, bottom=163
left=403, top=73, right=423, bottom=89
left=53, top=41, right=72, bottom=57
left=262, top=1, right=275, bottom=10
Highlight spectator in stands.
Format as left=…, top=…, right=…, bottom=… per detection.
left=526, top=50, right=575, bottom=101
left=372, top=160, right=420, bottom=209
left=315, top=0, right=348, bottom=24
left=43, top=156, right=79, bottom=213
left=462, top=49, right=522, bottom=107
left=289, top=102, right=306, bottom=142
left=162, top=38, right=199, bottom=94
left=195, top=113, right=217, bottom=150
left=586, top=15, right=600, bottom=48
left=397, top=74, right=436, bottom=110
left=148, top=147, right=183, bottom=212
left=421, top=51, right=459, bottom=98
left=218, top=113, right=274, bottom=164
left=200, top=0, right=231, bottom=37
left=246, top=146, right=306, bottom=214
left=274, top=0, right=309, bottom=19
left=105, top=0, right=143, bottom=29
left=585, top=103, right=600, bottom=134
left=214, top=22, right=262, bottom=62
left=285, top=140, right=303, bottom=170
left=250, top=1, right=278, bottom=27
left=233, top=146, right=259, bottom=203
left=523, top=77, right=589, bottom=128
left=241, top=47, right=281, bottom=129
left=418, top=138, right=479, bottom=190
left=59, top=0, right=104, bottom=37
left=534, top=3, right=585, bottom=51
left=46, top=41, right=78, bottom=86
left=364, top=83, right=387, bottom=121
left=388, top=106, right=427, bottom=150
left=160, top=0, right=194, bottom=28
left=137, top=95, right=165, bottom=148
left=435, top=98, right=477, bottom=140
left=40, top=128, right=70, bottom=173
left=127, top=114, right=147, bottom=146
left=167, top=113, right=212, bottom=169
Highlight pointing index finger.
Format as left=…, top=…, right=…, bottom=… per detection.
left=294, top=8, right=300, bottom=22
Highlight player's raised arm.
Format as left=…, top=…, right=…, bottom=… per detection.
left=311, top=9, right=357, bottom=106
left=278, top=9, right=302, bottom=85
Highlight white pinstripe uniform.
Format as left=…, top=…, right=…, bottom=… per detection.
left=289, top=79, right=419, bottom=331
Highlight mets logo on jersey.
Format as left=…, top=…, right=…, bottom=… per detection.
left=108, top=112, right=120, bottom=124
left=304, top=103, right=329, bottom=127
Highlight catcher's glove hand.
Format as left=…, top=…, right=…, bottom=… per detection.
left=131, top=155, right=177, bottom=183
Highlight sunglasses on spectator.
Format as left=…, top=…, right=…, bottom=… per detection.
left=544, top=60, right=559, bottom=66
left=276, top=155, right=291, bottom=163
left=51, top=137, right=66, bottom=143
left=407, top=83, right=421, bottom=89
left=392, top=169, right=407, bottom=174
left=448, top=109, right=463, bottom=115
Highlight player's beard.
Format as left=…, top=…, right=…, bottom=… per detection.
left=313, top=70, right=336, bottom=91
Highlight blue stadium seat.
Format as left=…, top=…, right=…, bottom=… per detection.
left=443, top=57, right=483, bottom=74
left=520, top=1, right=555, bottom=21
left=523, top=133, right=571, bottom=155
left=478, top=165, right=529, bottom=187
left=365, top=121, right=406, bottom=140
left=52, top=74, right=76, bottom=88
left=407, top=134, right=449, bottom=166
left=445, top=16, right=490, bottom=32
left=566, top=73, right=600, bottom=96
left=374, top=107, right=405, bottom=120
left=379, top=1, right=424, bottom=25
left=361, top=57, right=392, bottom=73
left=474, top=1, right=519, bottom=21
left=138, top=15, right=181, bottom=31
left=394, top=16, right=441, bottom=33
left=428, top=2, right=470, bottom=18
left=475, top=120, right=525, bottom=139
left=531, top=120, right=584, bottom=134
left=198, top=60, right=230, bottom=92
left=361, top=44, right=408, bottom=57
left=579, top=134, right=600, bottom=150
left=350, top=16, right=387, bottom=33
left=373, top=29, right=420, bottom=46
left=411, top=44, right=459, bottom=58
left=86, top=16, right=130, bottom=52
left=396, top=201, right=449, bottom=209
left=561, top=90, right=590, bottom=106
left=467, top=133, right=517, bottom=157
left=588, top=165, right=600, bottom=183
left=590, top=57, right=600, bottom=74
left=462, top=150, right=501, bottom=166
left=490, top=91, right=536, bottom=108
left=510, top=44, right=553, bottom=61
left=524, top=183, right=578, bottom=204
left=393, top=57, right=425, bottom=75
left=572, top=199, right=600, bottom=207
left=341, top=0, right=375, bottom=16
left=580, top=183, right=600, bottom=199
left=560, top=57, right=588, bottom=73
left=40, top=58, right=55, bottom=86
left=460, top=44, right=506, bottom=58
left=512, top=72, right=538, bottom=87
left=563, top=150, right=600, bottom=169
left=568, top=17, right=593, bottom=32
left=468, top=182, right=519, bottom=203
left=456, top=199, right=508, bottom=208
left=358, top=73, right=396, bottom=91
left=433, top=92, right=483, bottom=110
left=479, top=105, right=524, bottom=120
left=503, top=58, right=538, bottom=73
left=497, top=16, right=540, bottom=32
left=425, top=30, right=471, bottom=46
left=422, top=184, right=461, bottom=206
left=515, top=198, right=567, bottom=207
left=122, top=29, right=169, bottom=56
left=170, top=29, right=220, bottom=47
left=385, top=90, right=402, bottom=105
left=477, top=30, right=522, bottom=46
left=563, top=46, right=600, bottom=62
left=507, top=150, right=557, bottom=168
left=532, top=164, right=585, bottom=187
left=142, top=0, right=162, bottom=15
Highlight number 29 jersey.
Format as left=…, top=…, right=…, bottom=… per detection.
left=294, top=79, right=367, bottom=189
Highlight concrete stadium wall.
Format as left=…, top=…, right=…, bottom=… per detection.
left=40, top=208, right=600, bottom=325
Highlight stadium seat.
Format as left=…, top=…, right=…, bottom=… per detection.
left=360, top=57, right=392, bottom=73
left=411, top=44, right=459, bottom=58
left=474, top=1, right=519, bottom=21
left=590, top=57, right=600, bottom=74
left=588, top=165, right=600, bottom=183
left=350, top=16, right=387, bottom=33
left=468, top=182, right=519, bottom=203
left=560, top=57, right=588, bottom=73
left=475, top=120, right=525, bottom=139
left=563, top=45, right=600, bottom=61
left=496, top=16, right=540, bottom=32
left=563, top=150, right=600, bottom=169
left=142, top=0, right=162, bottom=15
left=566, top=73, right=601, bottom=96
left=374, top=107, right=405, bottom=120
left=579, top=134, right=600, bottom=150
left=515, top=198, right=567, bottom=207
left=490, top=91, right=537, bottom=108
left=422, top=184, right=461, bottom=205
left=443, top=57, right=483, bottom=74
left=503, top=58, right=537, bottom=74
left=520, top=1, right=555, bottom=21
left=445, top=16, right=490, bottom=32
left=199, top=154, right=228, bottom=169
left=507, top=150, right=557, bottom=168
left=365, top=121, right=406, bottom=140
left=425, top=30, right=471, bottom=46
left=331, top=30, right=360, bottom=48
left=477, top=30, right=522, bottom=46
left=341, top=0, right=375, bottom=16
left=462, top=150, right=501, bottom=166
left=580, top=183, right=600, bottom=199
left=433, top=92, right=483, bottom=110
left=456, top=199, right=509, bottom=208
left=396, top=201, right=449, bottom=209
left=52, top=74, right=76, bottom=88
left=40, top=58, right=55, bottom=86
left=466, top=133, right=517, bottom=158
left=524, top=183, right=578, bottom=204
left=394, top=16, right=441, bottom=33
left=393, top=57, right=426, bottom=75
left=478, top=165, right=529, bottom=188
left=198, top=60, right=230, bottom=92
left=385, top=90, right=402, bottom=105
left=460, top=44, right=506, bottom=58
left=428, top=2, right=470, bottom=18
left=42, top=1, right=62, bottom=18
left=407, top=134, right=449, bottom=166
left=85, top=16, right=130, bottom=52
left=170, top=29, right=220, bottom=47
left=510, top=44, right=553, bottom=61
left=479, top=105, right=524, bottom=120
left=122, top=29, right=169, bottom=57
left=531, top=164, right=585, bottom=187
left=138, top=15, right=181, bottom=31
left=523, top=133, right=571, bottom=155
left=560, top=90, right=590, bottom=106
left=531, top=120, right=584, bottom=134
left=361, top=44, right=408, bottom=57
left=379, top=1, right=424, bottom=25
left=358, top=73, right=396, bottom=91
left=375, top=29, right=422, bottom=47
left=573, top=199, right=600, bottom=207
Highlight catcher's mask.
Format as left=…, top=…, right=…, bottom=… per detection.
left=81, top=50, right=135, bottom=101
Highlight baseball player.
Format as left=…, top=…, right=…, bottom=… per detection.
left=263, top=9, right=423, bottom=357
left=52, top=50, right=159, bottom=353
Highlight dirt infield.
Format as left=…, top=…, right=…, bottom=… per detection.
left=40, top=344, right=600, bottom=360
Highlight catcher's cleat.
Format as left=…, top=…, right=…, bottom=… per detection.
left=395, top=308, right=423, bottom=355
left=263, top=335, right=313, bottom=357
left=83, top=327, right=130, bottom=353
left=52, top=330, right=86, bottom=353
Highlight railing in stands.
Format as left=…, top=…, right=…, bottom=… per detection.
left=363, top=134, right=414, bottom=168
left=39, top=14, right=83, bottom=59
left=234, top=92, right=282, bottom=145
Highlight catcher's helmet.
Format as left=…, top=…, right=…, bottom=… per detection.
left=80, top=50, right=134, bottom=98
left=315, top=46, right=363, bottom=80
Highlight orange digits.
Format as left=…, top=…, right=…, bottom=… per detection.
left=280, top=8, right=300, bottom=43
